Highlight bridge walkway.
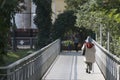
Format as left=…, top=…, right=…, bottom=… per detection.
left=42, top=51, right=105, bottom=80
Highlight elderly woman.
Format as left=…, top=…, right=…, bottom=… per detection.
left=82, top=36, right=96, bottom=73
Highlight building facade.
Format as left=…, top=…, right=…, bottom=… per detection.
left=15, top=0, right=36, bottom=29
left=52, top=0, right=66, bottom=22
left=11, top=0, right=66, bottom=49
left=15, top=0, right=66, bottom=29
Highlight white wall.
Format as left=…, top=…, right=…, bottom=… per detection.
left=15, top=0, right=66, bottom=29
left=15, top=0, right=37, bottom=29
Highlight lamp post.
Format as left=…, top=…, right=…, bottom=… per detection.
left=107, top=31, right=110, bottom=52
left=100, top=24, right=102, bottom=45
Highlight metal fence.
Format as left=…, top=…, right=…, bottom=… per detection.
left=94, top=40, right=120, bottom=80
left=0, top=39, right=60, bottom=80
left=11, top=37, right=37, bottom=49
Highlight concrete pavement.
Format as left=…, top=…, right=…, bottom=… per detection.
left=42, top=51, right=105, bottom=80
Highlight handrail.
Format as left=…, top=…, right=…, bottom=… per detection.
left=0, top=39, right=61, bottom=80
left=0, top=39, right=58, bottom=69
left=93, top=40, right=120, bottom=80
left=94, top=40, right=120, bottom=64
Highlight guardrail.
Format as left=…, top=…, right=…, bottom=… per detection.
left=0, top=39, right=61, bottom=80
left=94, top=40, right=120, bottom=80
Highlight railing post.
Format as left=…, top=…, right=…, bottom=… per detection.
left=7, top=68, right=10, bottom=80
left=117, top=65, right=120, bottom=80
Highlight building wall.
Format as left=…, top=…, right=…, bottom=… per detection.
left=15, top=0, right=36, bottom=29
left=52, top=0, right=66, bottom=22
left=54, top=0, right=66, bottom=13
left=15, top=0, right=66, bottom=29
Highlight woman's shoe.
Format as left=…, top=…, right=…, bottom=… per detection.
left=88, top=71, right=91, bottom=74
left=86, top=68, right=88, bottom=73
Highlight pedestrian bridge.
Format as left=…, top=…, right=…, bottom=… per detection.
left=0, top=39, right=120, bottom=80
left=42, top=51, right=105, bottom=80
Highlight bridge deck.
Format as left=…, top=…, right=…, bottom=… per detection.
left=42, top=51, right=105, bottom=80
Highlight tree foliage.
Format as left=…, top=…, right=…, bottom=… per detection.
left=33, top=0, right=52, bottom=49
left=64, top=0, right=96, bottom=42
left=75, top=0, right=120, bottom=55
left=64, top=0, right=87, bottom=11
left=52, top=10, right=76, bottom=40
left=0, top=0, right=25, bottom=65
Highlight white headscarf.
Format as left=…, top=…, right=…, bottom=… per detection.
left=85, top=36, right=92, bottom=43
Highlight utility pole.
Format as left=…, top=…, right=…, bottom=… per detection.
left=100, top=24, right=102, bottom=45
left=107, top=31, right=110, bottom=52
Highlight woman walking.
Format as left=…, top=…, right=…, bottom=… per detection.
left=82, top=36, right=96, bottom=73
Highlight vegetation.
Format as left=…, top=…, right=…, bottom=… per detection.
left=64, top=0, right=120, bottom=56
left=0, top=0, right=25, bottom=65
left=62, top=40, right=74, bottom=47
left=74, top=0, right=120, bottom=56
left=1, top=0, right=120, bottom=67
left=52, top=10, right=76, bottom=40
left=64, top=0, right=95, bottom=43
left=33, top=0, right=52, bottom=49
left=4, top=50, right=33, bottom=66
left=64, top=0, right=87, bottom=12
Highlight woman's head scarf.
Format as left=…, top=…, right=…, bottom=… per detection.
left=85, top=36, right=92, bottom=43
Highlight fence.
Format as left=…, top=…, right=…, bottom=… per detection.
left=0, top=39, right=60, bottom=80
left=11, top=37, right=37, bottom=49
left=94, top=40, right=120, bottom=80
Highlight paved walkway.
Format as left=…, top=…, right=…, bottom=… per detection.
left=42, top=51, right=105, bottom=80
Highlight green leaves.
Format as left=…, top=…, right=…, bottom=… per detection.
left=65, top=0, right=87, bottom=11
left=74, top=0, right=120, bottom=55
left=0, top=0, right=25, bottom=64
left=33, top=0, right=52, bottom=49
left=52, top=10, right=76, bottom=40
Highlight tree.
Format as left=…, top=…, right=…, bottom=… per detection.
left=0, top=0, right=25, bottom=65
left=64, top=0, right=87, bottom=12
left=52, top=10, right=76, bottom=40
left=64, top=0, right=120, bottom=55
left=96, top=0, right=120, bottom=11
left=33, top=0, right=52, bottom=49
left=75, top=0, right=120, bottom=55
left=64, top=0, right=96, bottom=42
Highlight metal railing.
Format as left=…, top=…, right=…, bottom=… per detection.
left=0, top=39, right=61, bottom=80
left=11, top=37, right=37, bottom=49
left=94, top=40, right=120, bottom=80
